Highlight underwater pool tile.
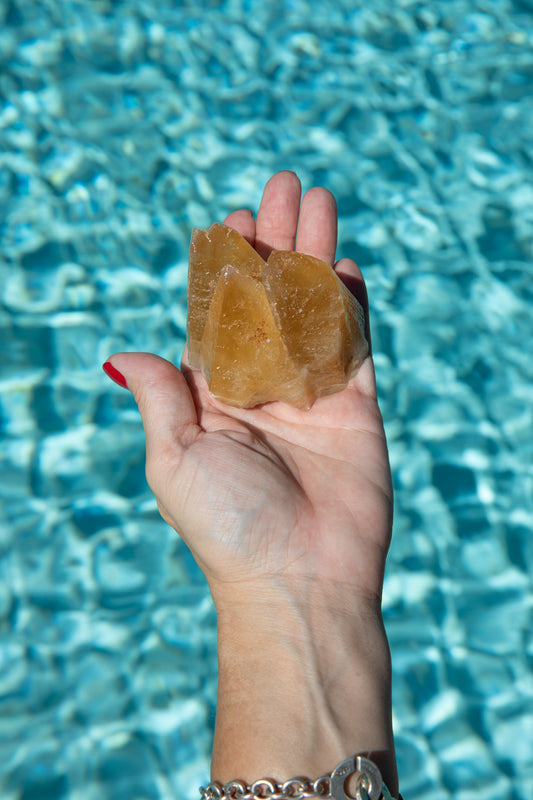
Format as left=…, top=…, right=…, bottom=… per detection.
left=432, top=462, right=478, bottom=503
left=393, top=207, right=443, bottom=251
left=72, top=507, right=123, bottom=539
left=73, top=651, right=131, bottom=725
left=440, top=738, right=498, bottom=795
left=152, top=597, right=216, bottom=655
left=393, top=732, right=444, bottom=798
left=486, top=706, right=533, bottom=769
left=506, top=521, right=533, bottom=574
left=94, top=542, right=148, bottom=595
left=460, top=538, right=509, bottom=578
left=0, top=643, right=28, bottom=697
left=94, top=734, right=162, bottom=800
left=446, top=649, right=514, bottom=701
left=85, top=619, right=133, bottom=653
left=456, top=587, right=529, bottom=656
left=172, top=756, right=214, bottom=800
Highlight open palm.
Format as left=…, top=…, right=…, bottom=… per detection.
left=109, top=171, right=392, bottom=612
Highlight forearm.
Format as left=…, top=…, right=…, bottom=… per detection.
left=211, top=584, right=397, bottom=796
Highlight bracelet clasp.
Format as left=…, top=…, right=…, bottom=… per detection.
left=330, top=756, right=382, bottom=800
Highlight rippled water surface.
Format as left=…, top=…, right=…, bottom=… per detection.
left=1, top=1, right=532, bottom=798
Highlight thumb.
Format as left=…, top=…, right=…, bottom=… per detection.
left=102, top=352, right=200, bottom=471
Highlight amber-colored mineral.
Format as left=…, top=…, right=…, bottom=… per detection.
left=187, top=223, right=368, bottom=409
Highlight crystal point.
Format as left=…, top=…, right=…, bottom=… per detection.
left=187, top=224, right=368, bottom=409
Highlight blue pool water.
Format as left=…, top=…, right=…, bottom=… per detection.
left=1, top=1, right=532, bottom=798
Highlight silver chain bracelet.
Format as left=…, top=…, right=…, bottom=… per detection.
left=201, top=755, right=384, bottom=800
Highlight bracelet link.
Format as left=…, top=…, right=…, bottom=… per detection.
left=250, top=779, right=278, bottom=798
left=222, top=781, right=248, bottom=799
left=281, top=779, right=311, bottom=797
left=311, top=776, right=331, bottom=797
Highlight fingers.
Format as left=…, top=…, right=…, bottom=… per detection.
left=103, top=352, right=201, bottom=474
left=220, top=172, right=369, bottom=337
left=223, top=173, right=337, bottom=267
left=335, top=256, right=372, bottom=353
left=223, top=208, right=256, bottom=245
left=334, top=256, right=367, bottom=308
left=295, top=186, right=338, bottom=265
left=255, top=171, right=302, bottom=259
left=219, top=171, right=373, bottom=351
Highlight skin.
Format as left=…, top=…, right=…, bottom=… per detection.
left=105, top=171, right=398, bottom=796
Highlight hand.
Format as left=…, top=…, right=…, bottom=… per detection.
left=104, top=171, right=397, bottom=792
left=105, top=171, right=392, bottom=613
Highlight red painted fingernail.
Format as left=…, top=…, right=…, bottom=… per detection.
left=103, top=361, right=128, bottom=389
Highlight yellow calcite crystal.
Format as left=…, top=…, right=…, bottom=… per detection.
left=187, top=223, right=368, bottom=409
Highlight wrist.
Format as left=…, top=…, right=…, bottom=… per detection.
left=213, top=579, right=389, bottom=691
left=211, top=581, right=396, bottom=793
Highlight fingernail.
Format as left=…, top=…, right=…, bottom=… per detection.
left=103, top=361, right=128, bottom=389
